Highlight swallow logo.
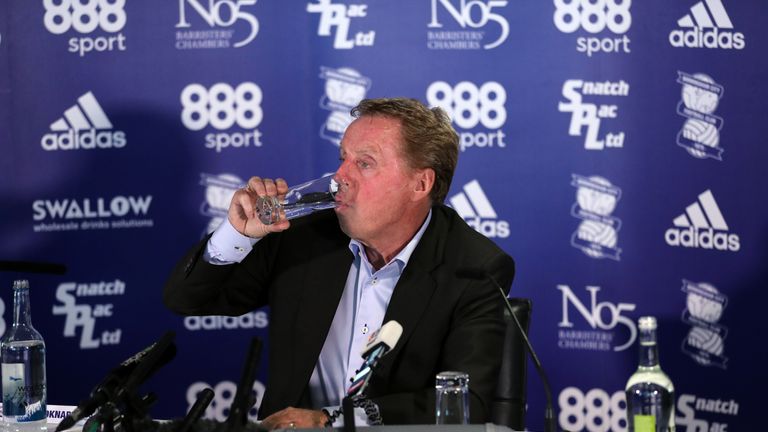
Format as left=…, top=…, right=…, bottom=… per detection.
left=665, top=190, right=739, bottom=251
left=449, top=180, right=509, bottom=238
left=670, top=0, right=745, bottom=49
left=41, top=92, right=126, bottom=151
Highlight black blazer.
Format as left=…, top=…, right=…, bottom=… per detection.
left=164, top=204, right=515, bottom=424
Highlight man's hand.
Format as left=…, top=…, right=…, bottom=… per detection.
left=260, top=407, right=330, bottom=430
left=229, top=176, right=290, bottom=238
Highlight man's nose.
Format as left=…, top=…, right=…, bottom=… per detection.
left=334, top=159, right=349, bottom=184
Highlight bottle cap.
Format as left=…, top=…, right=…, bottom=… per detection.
left=638, top=316, right=657, bottom=330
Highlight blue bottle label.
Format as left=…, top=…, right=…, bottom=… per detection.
left=1, top=363, right=47, bottom=422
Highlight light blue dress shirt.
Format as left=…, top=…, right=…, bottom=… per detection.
left=203, top=211, right=432, bottom=426
left=309, top=211, right=432, bottom=424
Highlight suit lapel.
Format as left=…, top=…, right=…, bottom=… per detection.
left=290, top=240, right=353, bottom=400
left=374, top=207, right=448, bottom=382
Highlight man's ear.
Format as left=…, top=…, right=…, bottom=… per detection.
left=413, top=168, right=435, bottom=201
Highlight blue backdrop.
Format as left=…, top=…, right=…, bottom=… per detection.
left=1, top=1, right=767, bottom=430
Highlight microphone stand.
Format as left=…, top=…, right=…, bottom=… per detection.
left=82, top=402, right=120, bottom=432
left=178, top=388, right=215, bottom=432
left=57, top=332, right=176, bottom=432
left=458, top=269, right=557, bottom=432
left=340, top=343, right=392, bottom=432
left=341, top=397, right=356, bottom=432
left=116, top=333, right=176, bottom=432
left=489, top=274, right=557, bottom=432
left=225, top=337, right=263, bottom=432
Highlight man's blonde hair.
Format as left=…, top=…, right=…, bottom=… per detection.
left=351, top=98, right=459, bottom=203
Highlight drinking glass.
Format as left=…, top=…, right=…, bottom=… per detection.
left=435, top=371, right=469, bottom=424
left=256, top=174, right=339, bottom=225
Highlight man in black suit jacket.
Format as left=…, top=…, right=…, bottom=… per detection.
left=164, top=98, right=514, bottom=428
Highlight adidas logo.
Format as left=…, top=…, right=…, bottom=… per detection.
left=665, top=190, right=740, bottom=251
left=669, top=0, right=745, bottom=49
left=449, top=180, right=509, bottom=238
left=41, top=91, right=126, bottom=151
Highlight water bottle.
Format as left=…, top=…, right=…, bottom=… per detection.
left=1, top=280, right=47, bottom=431
left=625, top=316, right=675, bottom=432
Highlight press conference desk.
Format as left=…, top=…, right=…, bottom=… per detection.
left=275, top=425, right=517, bottom=432
left=59, top=422, right=518, bottom=432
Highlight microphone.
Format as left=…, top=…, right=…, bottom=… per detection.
left=56, top=332, right=177, bottom=432
left=362, top=320, right=403, bottom=358
left=225, top=337, right=263, bottom=431
left=346, top=320, right=403, bottom=398
left=177, top=388, right=214, bottom=432
left=338, top=321, right=402, bottom=432
left=116, top=331, right=177, bottom=400
left=456, top=268, right=557, bottom=432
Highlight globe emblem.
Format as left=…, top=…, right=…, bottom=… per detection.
left=682, top=118, right=720, bottom=160
left=325, top=67, right=367, bottom=107
left=322, top=67, right=368, bottom=146
left=687, top=327, right=724, bottom=366
left=681, top=73, right=719, bottom=114
left=686, top=282, right=724, bottom=322
left=206, top=173, right=241, bottom=212
left=576, top=220, right=617, bottom=258
left=576, top=177, right=617, bottom=216
left=682, top=281, right=728, bottom=368
left=325, top=110, right=353, bottom=136
left=203, top=173, right=242, bottom=234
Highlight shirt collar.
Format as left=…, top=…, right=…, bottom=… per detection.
left=349, top=209, right=433, bottom=274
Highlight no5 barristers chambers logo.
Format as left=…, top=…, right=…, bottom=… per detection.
left=176, top=0, right=260, bottom=49
left=427, top=0, right=510, bottom=50
left=557, top=284, right=637, bottom=352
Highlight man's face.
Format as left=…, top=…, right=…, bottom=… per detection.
left=333, top=115, right=423, bottom=245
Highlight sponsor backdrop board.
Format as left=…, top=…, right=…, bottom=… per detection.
left=1, top=1, right=767, bottom=430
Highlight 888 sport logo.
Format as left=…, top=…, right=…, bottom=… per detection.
left=553, top=0, right=631, bottom=57
left=43, top=0, right=128, bottom=56
left=426, top=81, right=507, bottom=152
left=187, top=380, right=265, bottom=421
left=180, top=82, right=264, bottom=153
left=559, top=387, right=628, bottom=432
